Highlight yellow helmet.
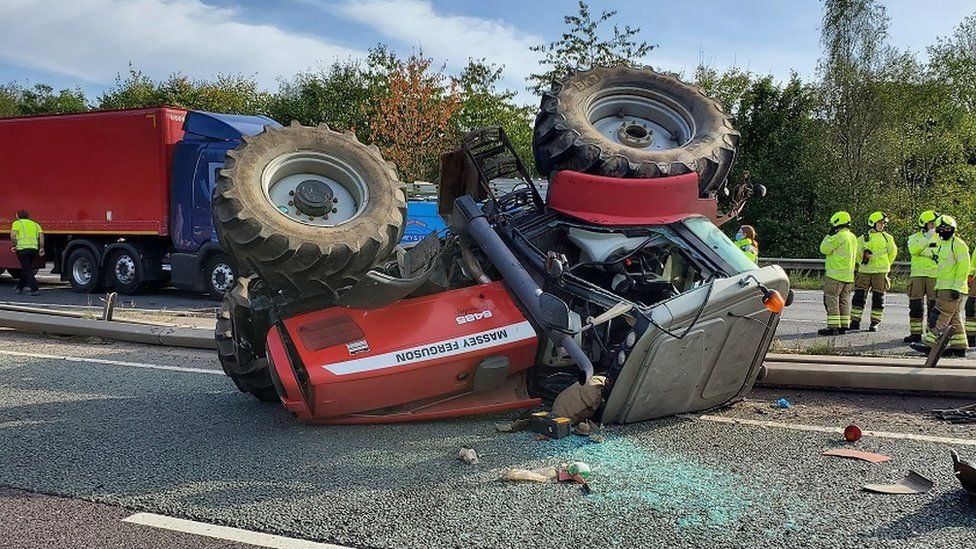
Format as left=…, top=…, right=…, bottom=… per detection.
left=868, top=211, right=888, bottom=226
left=937, top=214, right=958, bottom=229
left=918, top=210, right=938, bottom=227
left=830, top=211, right=851, bottom=228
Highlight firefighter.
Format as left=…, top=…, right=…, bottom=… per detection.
left=910, top=215, right=970, bottom=357
left=734, top=225, right=759, bottom=263
left=818, top=211, right=857, bottom=336
left=850, top=211, right=897, bottom=331
left=904, top=210, right=939, bottom=343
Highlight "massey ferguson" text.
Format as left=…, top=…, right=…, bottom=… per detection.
left=394, top=328, right=510, bottom=363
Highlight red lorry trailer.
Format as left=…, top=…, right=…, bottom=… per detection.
left=0, top=107, right=283, bottom=297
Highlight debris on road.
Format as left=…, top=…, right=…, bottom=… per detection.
left=863, top=471, right=933, bottom=494
left=528, top=412, right=572, bottom=439
left=501, top=467, right=557, bottom=483
left=551, top=376, right=607, bottom=424
left=951, top=450, right=976, bottom=494
left=494, top=418, right=530, bottom=433
left=823, top=448, right=890, bottom=463
left=775, top=398, right=791, bottom=409
left=458, top=447, right=479, bottom=465
left=932, top=403, right=976, bottom=424
left=843, top=424, right=862, bottom=442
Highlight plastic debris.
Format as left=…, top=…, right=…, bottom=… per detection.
left=588, top=434, right=605, bottom=444
left=567, top=461, right=591, bottom=479
left=494, top=418, right=531, bottom=433
left=951, top=450, right=976, bottom=494
left=774, top=398, right=791, bottom=409
left=458, top=447, right=479, bottom=465
left=863, top=471, right=933, bottom=494
left=501, top=467, right=557, bottom=483
left=823, top=448, right=890, bottom=463
left=844, top=424, right=862, bottom=442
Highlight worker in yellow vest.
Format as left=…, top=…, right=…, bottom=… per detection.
left=818, top=211, right=857, bottom=336
left=850, top=211, right=897, bottom=331
left=734, top=225, right=759, bottom=263
left=910, top=215, right=970, bottom=357
left=9, top=209, right=44, bottom=296
left=904, top=210, right=939, bottom=343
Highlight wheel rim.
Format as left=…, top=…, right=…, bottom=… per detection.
left=72, top=257, right=92, bottom=285
left=210, top=263, right=234, bottom=294
left=587, top=88, right=694, bottom=151
left=261, top=151, right=369, bottom=227
left=114, top=255, right=136, bottom=285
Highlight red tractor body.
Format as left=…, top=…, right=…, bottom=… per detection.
left=269, top=282, right=540, bottom=423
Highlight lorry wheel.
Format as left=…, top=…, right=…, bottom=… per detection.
left=108, top=249, right=143, bottom=295
left=216, top=281, right=277, bottom=402
left=533, top=65, right=739, bottom=197
left=213, top=123, right=406, bottom=300
left=66, top=248, right=100, bottom=293
left=203, top=253, right=236, bottom=299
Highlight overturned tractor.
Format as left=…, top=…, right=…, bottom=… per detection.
left=213, top=65, right=790, bottom=423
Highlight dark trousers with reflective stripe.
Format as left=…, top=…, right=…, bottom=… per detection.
left=851, top=272, right=889, bottom=328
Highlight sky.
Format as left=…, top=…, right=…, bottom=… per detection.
left=0, top=0, right=974, bottom=106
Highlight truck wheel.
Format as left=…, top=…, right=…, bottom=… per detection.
left=66, top=248, right=100, bottom=293
left=213, top=123, right=406, bottom=299
left=203, top=253, right=236, bottom=299
left=216, top=281, right=277, bottom=402
left=533, top=65, right=739, bottom=196
left=108, top=249, right=143, bottom=295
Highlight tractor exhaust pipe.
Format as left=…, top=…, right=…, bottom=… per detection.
left=453, top=196, right=594, bottom=381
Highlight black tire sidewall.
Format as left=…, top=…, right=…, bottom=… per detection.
left=108, top=250, right=142, bottom=294
left=204, top=253, right=236, bottom=299
left=66, top=249, right=100, bottom=293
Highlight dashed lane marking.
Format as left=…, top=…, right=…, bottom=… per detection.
left=123, top=513, right=351, bottom=549
left=0, top=349, right=222, bottom=375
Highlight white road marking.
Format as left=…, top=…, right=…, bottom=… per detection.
left=0, top=349, right=222, bottom=375
left=686, top=414, right=976, bottom=446
left=123, top=513, right=351, bottom=549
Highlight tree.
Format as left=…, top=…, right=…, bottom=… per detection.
left=693, top=65, right=753, bottom=118
left=267, top=46, right=398, bottom=144
left=369, top=52, right=461, bottom=183
left=733, top=75, right=826, bottom=257
left=452, top=58, right=534, bottom=170
left=0, top=83, right=89, bottom=116
left=817, top=0, right=905, bottom=216
left=528, top=1, right=655, bottom=95
left=98, top=67, right=270, bottom=114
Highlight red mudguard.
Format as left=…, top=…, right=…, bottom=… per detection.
left=268, top=281, right=540, bottom=423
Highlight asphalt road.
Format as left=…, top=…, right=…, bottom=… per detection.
left=2, top=330, right=975, bottom=548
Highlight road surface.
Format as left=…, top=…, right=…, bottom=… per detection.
left=1, top=329, right=975, bottom=548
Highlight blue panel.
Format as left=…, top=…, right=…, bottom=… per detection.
left=182, top=110, right=282, bottom=141
left=401, top=201, right=448, bottom=245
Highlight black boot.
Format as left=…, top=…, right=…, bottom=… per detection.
left=947, top=348, right=968, bottom=358
left=968, top=335, right=975, bottom=348
left=909, top=342, right=932, bottom=354
left=817, top=327, right=840, bottom=336
left=868, top=324, right=878, bottom=332
left=849, top=320, right=861, bottom=331
left=903, top=334, right=921, bottom=343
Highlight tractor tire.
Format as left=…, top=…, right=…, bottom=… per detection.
left=213, top=123, right=406, bottom=300
left=533, top=65, right=739, bottom=196
left=216, top=280, right=277, bottom=402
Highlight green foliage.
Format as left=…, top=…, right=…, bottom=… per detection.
left=528, top=1, right=655, bottom=95
left=98, top=67, right=270, bottom=114
left=0, top=83, right=89, bottom=117
left=452, top=58, right=534, bottom=172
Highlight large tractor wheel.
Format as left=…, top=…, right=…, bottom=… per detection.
left=533, top=65, right=739, bottom=196
left=216, top=279, right=277, bottom=402
left=213, top=123, right=406, bottom=299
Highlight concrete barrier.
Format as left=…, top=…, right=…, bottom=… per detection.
left=760, top=361, right=976, bottom=395
left=0, top=309, right=215, bottom=350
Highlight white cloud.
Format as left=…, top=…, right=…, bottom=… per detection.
left=0, top=0, right=365, bottom=89
left=334, top=0, right=543, bottom=101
